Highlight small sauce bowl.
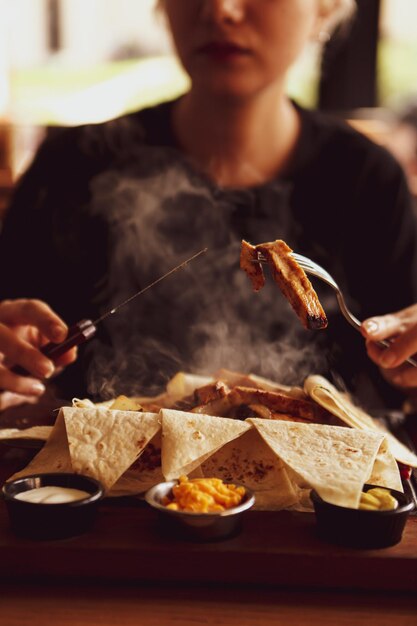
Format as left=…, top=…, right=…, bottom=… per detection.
left=145, top=480, right=255, bottom=541
left=2, top=473, right=104, bottom=540
left=311, top=484, right=415, bottom=549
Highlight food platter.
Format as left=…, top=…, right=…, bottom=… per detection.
left=1, top=369, right=417, bottom=592
left=0, top=473, right=416, bottom=590
left=3, top=371, right=417, bottom=505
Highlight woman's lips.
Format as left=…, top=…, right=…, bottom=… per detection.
left=196, top=41, right=252, bottom=62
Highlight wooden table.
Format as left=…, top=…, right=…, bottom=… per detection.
left=0, top=491, right=417, bottom=626
left=1, top=498, right=417, bottom=591
left=1, top=435, right=417, bottom=625
left=1, top=582, right=417, bottom=626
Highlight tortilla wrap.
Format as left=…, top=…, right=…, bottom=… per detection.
left=109, top=431, right=164, bottom=496
left=249, top=418, right=394, bottom=508
left=201, top=428, right=298, bottom=510
left=110, top=432, right=204, bottom=496
left=305, top=375, right=417, bottom=467
left=63, top=407, right=160, bottom=491
left=161, top=409, right=251, bottom=480
left=7, top=407, right=161, bottom=492
left=282, top=434, right=404, bottom=512
left=8, top=410, right=72, bottom=482
left=367, top=436, right=403, bottom=492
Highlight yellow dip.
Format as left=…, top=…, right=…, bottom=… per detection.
left=358, top=487, right=398, bottom=511
left=163, top=475, right=245, bottom=513
left=15, top=486, right=90, bottom=504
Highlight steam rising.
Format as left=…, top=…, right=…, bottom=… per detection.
left=83, top=124, right=327, bottom=399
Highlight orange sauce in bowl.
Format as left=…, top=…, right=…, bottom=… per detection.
left=162, top=475, right=246, bottom=513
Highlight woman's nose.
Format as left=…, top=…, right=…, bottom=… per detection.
left=200, top=0, right=246, bottom=24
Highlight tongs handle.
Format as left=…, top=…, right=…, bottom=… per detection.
left=11, top=319, right=97, bottom=377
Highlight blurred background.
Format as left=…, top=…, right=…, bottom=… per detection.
left=1, top=0, right=417, bottom=218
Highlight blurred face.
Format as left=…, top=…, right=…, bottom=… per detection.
left=163, top=0, right=326, bottom=99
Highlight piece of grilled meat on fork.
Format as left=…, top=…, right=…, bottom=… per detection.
left=240, top=239, right=328, bottom=330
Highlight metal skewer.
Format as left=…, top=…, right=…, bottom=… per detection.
left=11, top=247, right=208, bottom=375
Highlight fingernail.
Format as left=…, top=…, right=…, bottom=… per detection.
left=37, top=363, right=54, bottom=379
left=51, top=325, right=66, bottom=342
left=29, top=381, right=46, bottom=395
left=364, top=320, right=379, bottom=335
left=380, top=352, right=396, bottom=368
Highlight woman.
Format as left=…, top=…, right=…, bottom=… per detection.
left=1, top=0, right=416, bottom=409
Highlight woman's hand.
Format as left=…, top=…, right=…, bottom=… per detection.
left=361, top=304, right=417, bottom=389
left=0, top=299, right=77, bottom=408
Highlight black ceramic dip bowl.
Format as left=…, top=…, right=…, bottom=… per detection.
left=311, top=484, right=415, bottom=549
left=2, top=473, right=104, bottom=540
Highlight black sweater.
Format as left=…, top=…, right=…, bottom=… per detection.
left=1, top=99, right=416, bottom=407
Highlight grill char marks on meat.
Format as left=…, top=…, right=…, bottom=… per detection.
left=259, top=240, right=327, bottom=330
left=240, top=239, right=328, bottom=330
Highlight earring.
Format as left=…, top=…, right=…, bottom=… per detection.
left=318, top=30, right=331, bottom=43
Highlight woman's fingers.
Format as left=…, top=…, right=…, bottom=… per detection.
left=0, top=299, right=68, bottom=343
left=361, top=305, right=417, bottom=369
left=0, top=364, right=46, bottom=397
left=0, top=391, right=41, bottom=411
left=0, top=298, right=76, bottom=386
left=365, top=340, right=417, bottom=389
left=0, top=324, right=55, bottom=379
left=362, top=312, right=406, bottom=342
left=0, top=299, right=78, bottom=397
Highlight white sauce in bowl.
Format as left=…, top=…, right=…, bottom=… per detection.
left=15, top=486, right=90, bottom=504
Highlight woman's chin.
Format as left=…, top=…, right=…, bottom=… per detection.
left=192, top=75, right=263, bottom=102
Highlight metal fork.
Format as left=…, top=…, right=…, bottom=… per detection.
left=257, top=251, right=417, bottom=368
left=292, top=252, right=417, bottom=368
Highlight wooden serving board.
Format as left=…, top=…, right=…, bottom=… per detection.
left=0, top=497, right=416, bottom=592
left=1, top=422, right=417, bottom=593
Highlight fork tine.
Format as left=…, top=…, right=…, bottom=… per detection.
left=291, top=253, right=321, bottom=271
left=292, top=257, right=314, bottom=269
left=255, top=251, right=315, bottom=267
left=292, top=254, right=333, bottom=276
left=254, top=252, right=325, bottom=276
left=250, top=254, right=267, bottom=263
left=291, top=252, right=310, bottom=263
left=292, top=258, right=339, bottom=292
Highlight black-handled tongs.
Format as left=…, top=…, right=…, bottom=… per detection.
left=12, top=248, right=208, bottom=377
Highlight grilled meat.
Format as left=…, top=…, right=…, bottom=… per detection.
left=241, top=239, right=328, bottom=330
